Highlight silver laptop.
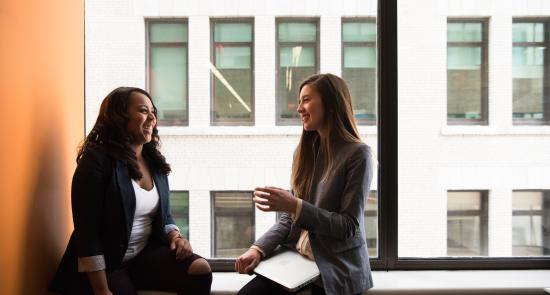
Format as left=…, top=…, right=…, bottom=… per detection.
left=253, top=248, right=320, bottom=292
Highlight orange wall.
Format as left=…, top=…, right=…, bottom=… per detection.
left=0, top=0, right=84, bottom=294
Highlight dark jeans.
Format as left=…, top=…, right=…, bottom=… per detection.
left=63, top=241, right=212, bottom=295
left=237, top=275, right=327, bottom=295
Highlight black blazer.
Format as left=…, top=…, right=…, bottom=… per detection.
left=49, top=147, right=176, bottom=293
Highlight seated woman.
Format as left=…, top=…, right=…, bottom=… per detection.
left=49, top=87, right=212, bottom=295
left=235, top=74, right=374, bottom=295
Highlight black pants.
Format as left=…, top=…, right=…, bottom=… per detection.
left=237, top=275, right=327, bottom=295
left=64, top=241, right=212, bottom=295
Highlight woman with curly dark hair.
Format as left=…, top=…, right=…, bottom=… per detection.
left=49, top=87, right=212, bottom=295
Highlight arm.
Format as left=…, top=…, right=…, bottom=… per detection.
left=251, top=212, right=293, bottom=256
left=294, top=145, right=373, bottom=240
left=71, top=150, right=111, bottom=292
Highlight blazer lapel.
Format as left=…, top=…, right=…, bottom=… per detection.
left=115, top=161, right=136, bottom=241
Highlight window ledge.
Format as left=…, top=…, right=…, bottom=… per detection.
left=137, top=270, right=550, bottom=295
left=157, top=126, right=377, bottom=136
left=441, top=125, right=550, bottom=136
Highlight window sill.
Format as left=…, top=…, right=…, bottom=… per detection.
left=137, top=270, right=550, bottom=295
left=157, top=126, right=377, bottom=136
left=441, top=125, right=550, bottom=136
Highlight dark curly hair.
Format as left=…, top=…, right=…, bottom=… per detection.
left=77, top=86, right=171, bottom=179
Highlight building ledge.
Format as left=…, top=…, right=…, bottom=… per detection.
left=157, top=126, right=377, bottom=136
left=441, top=125, right=550, bottom=136
left=137, top=270, right=550, bottom=295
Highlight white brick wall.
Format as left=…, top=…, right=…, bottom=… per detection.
left=86, top=0, right=550, bottom=259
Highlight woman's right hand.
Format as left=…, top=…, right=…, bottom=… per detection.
left=235, top=248, right=261, bottom=274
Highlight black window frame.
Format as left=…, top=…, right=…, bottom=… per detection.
left=512, top=18, right=550, bottom=125
left=210, top=18, right=255, bottom=126
left=446, top=18, right=489, bottom=126
left=341, top=17, right=377, bottom=126
left=145, top=19, right=189, bottom=126
left=209, top=0, right=550, bottom=271
left=275, top=17, right=320, bottom=126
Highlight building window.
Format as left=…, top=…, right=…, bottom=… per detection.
left=447, top=20, right=488, bottom=125
left=512, top=191, right=550, bottom=256
left=211, top=191, right=255, bottom=258
left=512, top=20, right=550, bottom=125
left=364, top=191, right=378, bottom=258
left=211, top=19, right=254, bottom=125
left=276, top=19, right=319, bottom=125
left=147, top=21, right=188, bottom=125
left=170, top=191, right=189, bottom=239
left=447, top=191, right=488, bottom=256
left=342, top=18, right=377, bottom=125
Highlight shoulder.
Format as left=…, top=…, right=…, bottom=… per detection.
left=343, top=142, right=371, bottom=160
left=77, top=146, right=113, bottom=170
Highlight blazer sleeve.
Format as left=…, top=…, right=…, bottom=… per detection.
left=71, top=149, right=110, bottom=270
left=294, top=144, right=373, bottom=240
left=252, top=212, right=293, bottom=256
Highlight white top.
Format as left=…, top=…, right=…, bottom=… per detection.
left=123, top=179, right=160, bottom=262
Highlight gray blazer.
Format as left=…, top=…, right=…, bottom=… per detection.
left=254, top=141, right=374, bottom=295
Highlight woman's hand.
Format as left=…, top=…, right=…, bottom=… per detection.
left=169, top=232, right=193, bottom=260
left=235, top=248, right=261, bottom=274
left=253, top=186, right=298, bottom=214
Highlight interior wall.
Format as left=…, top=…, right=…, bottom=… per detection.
left=0, top=0, right=84, bottom=294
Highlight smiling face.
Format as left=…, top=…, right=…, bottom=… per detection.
left=126, top=91, right=156, bottom=145
left=297, top=84, right=326, bottom=133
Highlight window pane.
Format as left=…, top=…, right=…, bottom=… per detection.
left=214, top=23, right=252, bottom=42
left=170, top=191, right=189, bottom=239
left=212, top=21, right=253, bottom=124
left=343, top=22, right=376, bottom=42
left=447, top=46, right=483, bottom=120
left=150, top=23, right=188, bottom=43
left=365, top=191, right=378, bottom=258
left=278, top=22, right=317, bottom=42
left=151, top=47, right=187, bottom=122
left=513, top=23, right=544, bottom=43
left=512, top=191, right=550, bottom=256
left=447, top=23, right=483, bottom=42
left=513, top=21, right=548, bottom=123
left=213, top=192, right=255, bottom=258
left=279, top=47, right=315, bottom=67
left=447, top=191, right=487, bottom=256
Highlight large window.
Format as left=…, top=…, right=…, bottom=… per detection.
left=211, top=19, right=254, bottom=125
left=447, top=191, right=488, bottom=256
left=447, top=20, right=488, bottom=125
left=147, top=21, right=188, bottom=125
left=276, top=19, right=319, bottom=124
left=211, top=191, right=255, bottom=258
left=512, top=191, right=550, bottom=256
left=170, top=191, right=189, bottom=239
left=342, top=19, right=377, bottom=125
left=512, top=20, right=550, bottom=124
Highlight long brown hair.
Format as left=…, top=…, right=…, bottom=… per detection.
left=291, top=73, right=362, bottom=199
left=77, top=87, right=171, bottom=179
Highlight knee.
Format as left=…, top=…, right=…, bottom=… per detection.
left=187, top=258, right=211, bottom=275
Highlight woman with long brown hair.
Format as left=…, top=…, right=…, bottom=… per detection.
left=49, top=87, right=212, bottom=295
left=236, top=73, right=374, bottom=295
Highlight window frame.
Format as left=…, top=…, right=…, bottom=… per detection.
left=145, top=19, right=189, bottom=126
left=210, top=18, right=255, bottom=126
left=210, top=191, right=255, bottom=260
left=512, top=18, right=550, bottom=125
left=446, top=18, right=489, bottom=126
left=341, top=17, right=377, bottom=126
left=446, top=190, right=489, bottom=257
left=275, top=17, right=320, bottom=126
left=169, top=190, right=190, bottom=239
left=512, top=189, right=550, bottom=256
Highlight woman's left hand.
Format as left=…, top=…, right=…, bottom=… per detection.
left=253, top=186, right=298, bottom=214
left=170, top=234, right=193, bottom=260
